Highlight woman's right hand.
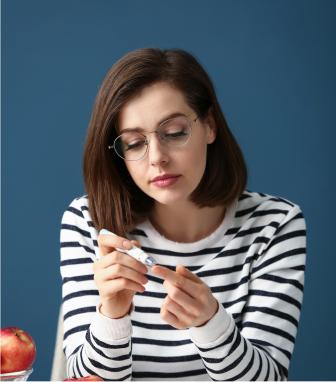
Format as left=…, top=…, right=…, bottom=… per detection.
left=94, top=232, right=148, bottom=319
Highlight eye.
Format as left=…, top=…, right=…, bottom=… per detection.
left=165, top=130, right=188, bottom=137
left=160, top=117, right=190, bottom=140
left=124, top=140, right=145, bottom=151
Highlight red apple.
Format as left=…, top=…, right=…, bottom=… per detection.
left=64, top=376, right=103, bottom=381
left=0, top=327, right=36, bottom=374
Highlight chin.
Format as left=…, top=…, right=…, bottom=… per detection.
left=151, top=191, right=189, bottom=206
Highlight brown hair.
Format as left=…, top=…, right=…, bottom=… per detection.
left=83, top=48, right=247, bottom=236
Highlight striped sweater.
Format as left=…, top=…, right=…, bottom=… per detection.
left=60, top=190, right=306, bottom=381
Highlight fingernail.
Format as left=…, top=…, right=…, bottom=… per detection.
left=123, top=240, right=132, bottom=249
left=99, top=229, right=113, bottom=235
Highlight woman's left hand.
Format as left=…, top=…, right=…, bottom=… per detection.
left=151, top=264, right=219, bottom=329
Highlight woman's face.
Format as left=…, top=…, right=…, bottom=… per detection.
left=118, top=82, right=216, bottom=207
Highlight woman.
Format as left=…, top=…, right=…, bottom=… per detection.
left=60, top=48, right=306, bottom=381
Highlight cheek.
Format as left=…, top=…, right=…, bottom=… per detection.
left=125, top=164, right=145, bottom=188
left=189, top=141, right=208, bottom=173
left=195, top=150, right=208, bottom=183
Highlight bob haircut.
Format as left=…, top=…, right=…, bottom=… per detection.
left=83, top=48, right=247, bottom=236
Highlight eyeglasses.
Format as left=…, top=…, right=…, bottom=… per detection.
left=108, top=114, right=198, bottom=161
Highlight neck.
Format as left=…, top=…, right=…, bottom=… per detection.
left=149, top=201, right=226, bottom=243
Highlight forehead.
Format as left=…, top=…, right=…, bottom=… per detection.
left=118, top=82, right=191, bottom=129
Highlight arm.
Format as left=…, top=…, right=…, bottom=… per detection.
left=60, top=198, right=133, bottom=380
left=153, top=204, right=306, bottom=380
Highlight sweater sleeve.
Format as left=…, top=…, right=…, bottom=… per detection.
left=189, top=204, right=306, bottom=381
left=60, top=198, right=133, bottom=380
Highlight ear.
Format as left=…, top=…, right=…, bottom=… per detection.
left=205, top=110, right=217, bottom=144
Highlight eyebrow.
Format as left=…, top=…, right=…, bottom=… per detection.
left=120, top=112, right=187, bottom=133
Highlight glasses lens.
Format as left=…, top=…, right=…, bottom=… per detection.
left=114, top=132, right=147, bottom=160
left=113, top=116, right=193, bottom=161
left=158, top=116, right=191, bottom=146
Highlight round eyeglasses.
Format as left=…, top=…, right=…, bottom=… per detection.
left=108, top=114, right=198, bottom=161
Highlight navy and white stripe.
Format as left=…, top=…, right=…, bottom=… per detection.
left=60, top=190, right=306, bottom=380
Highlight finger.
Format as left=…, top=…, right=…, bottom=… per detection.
left=163, top=296, right=191, bottom=324
left=100, top=263, right=148, bottom=285
left=176, top=264, right=202, bottom=284
left=104, top=278, right=145, bottom=294
left=151, top=265, right=185, bottom=285
left=131, top=240, right=141, bottom=247
left=163, top=280, right=200, bottom=316
left=152, top=265, right=199, bottom=298
left=98, top=231, right=133, bottom=256
left=160, top=302, right=185, bottom=330
left=98, top=251, right=148, bottom=274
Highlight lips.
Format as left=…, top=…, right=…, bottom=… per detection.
left=150, top=174, right=180, bottom=183
left=150, top=174, right=181, bottom=188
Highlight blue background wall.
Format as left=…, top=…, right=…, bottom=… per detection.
left=2, top=0, right=335, bottom=380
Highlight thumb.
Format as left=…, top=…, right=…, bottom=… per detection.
left=131, top=240, right=141, bottom=248
left=176, top=264, right=202, bottom=283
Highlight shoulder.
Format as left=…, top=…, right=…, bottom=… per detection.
left=61, top=195, right=91, bottom=222
left=238, top=190, right=302, bottom=214
left=236, top=190, right=305, bottom=230
left=64, top=194, right=89, bottom=212
left=60, top=195, right=97, bottom=247
left=60, top=196, right=98, bottom=263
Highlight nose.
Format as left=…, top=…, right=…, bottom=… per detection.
left=147, top=134, right=169, bottom=166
